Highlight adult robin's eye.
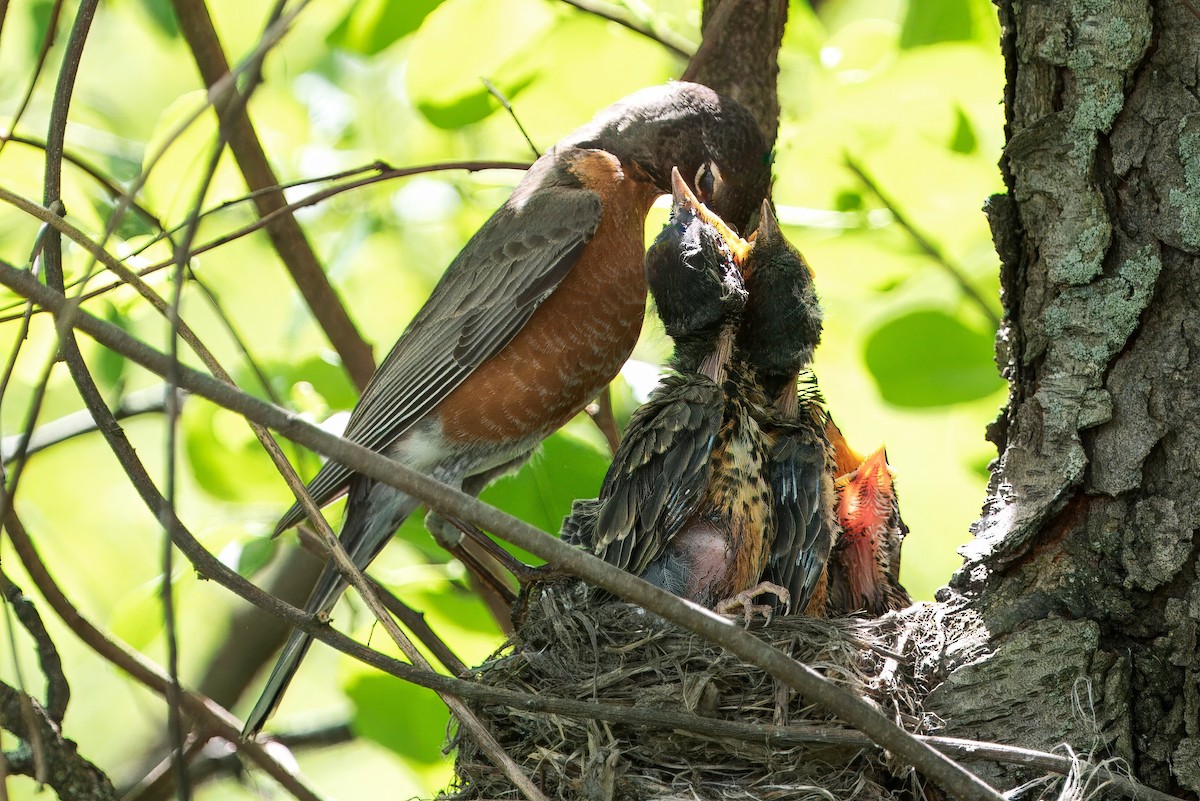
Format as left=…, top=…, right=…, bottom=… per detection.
left=695, top=162, right=721, bottom=202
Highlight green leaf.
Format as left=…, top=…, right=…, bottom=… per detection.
left=346, top=672, right=450, bottom=764
left=235, top=536, right=279, bottom=578
left=183, top=404, right=290, bottom=502
left=271, top=356, right=358, bottom=414
left=406, top=0, right=555, bottom=129
left=95, top=302, right=127, bottom=388
left=863, top=309, right=1002, bottom=407
left=480, top=428, right=610, bottom=532
left=328, top=0, right=444, bottom=55
left=949, top=106, right=978, bottom=154
left=900, top=0, right=974, bottom=48
left=134, top=0, right=180, bottom=38
left=27, top=0, right=57, bottom=57
left=834, top=189, right=864, bottom=212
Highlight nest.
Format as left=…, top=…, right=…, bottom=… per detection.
left=444, top=578, right=943, bottom=801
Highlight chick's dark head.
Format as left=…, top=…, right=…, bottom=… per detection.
left=738, top=201, right=823, bottom=399
left=646, top=168, right=748, bottom=372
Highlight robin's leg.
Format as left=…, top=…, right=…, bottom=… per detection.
left=435, top=513, right=547, bottom=585
left=715, top=581, right=791, bottom=626
left=424, top=449, right=536, bottom=551
left=423, top=448, right=546, bottom=613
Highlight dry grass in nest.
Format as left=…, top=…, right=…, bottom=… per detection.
left=444, top=578, right=939, bottom=801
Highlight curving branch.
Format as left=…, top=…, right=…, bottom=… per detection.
left=845, top=155, right=1001, bottom=329
left=170, top=0, right=376, bottom=389
left=0, top=385, right=181, bottom=465
left=558, top=0, right=695, bottom=58
left=0, top=570, right=68, bottom=723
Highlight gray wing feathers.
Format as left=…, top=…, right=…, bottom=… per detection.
left=592, top=375, right=723, bottom=577
left=275, top=177, right=603, bottom=534
left=766, top=427, right=834, bottom=613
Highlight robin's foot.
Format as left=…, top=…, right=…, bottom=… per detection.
left=715, top=582, right=790, bottom=626
left=433, top=512, right=545, bottom=585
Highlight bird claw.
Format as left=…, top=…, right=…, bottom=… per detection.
left=715, top=582, right=790, bottom=626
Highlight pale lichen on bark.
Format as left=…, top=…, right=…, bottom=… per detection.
left=960, top=0, right=1153, bottom=572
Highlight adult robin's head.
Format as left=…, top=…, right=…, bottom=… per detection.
left=738, top=202, right=823, bottom=403
left=564, top=82, right=772, bottom=233
left=646, top=168, right=748, bottom=374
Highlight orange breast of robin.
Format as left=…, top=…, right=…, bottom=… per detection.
left=438, top=150, right=660, bottom=444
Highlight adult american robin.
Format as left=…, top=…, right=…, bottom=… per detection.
left=736, top=206, right=837, bottom=618
left=565, top=169, right=779, bottom=618
left=244, top=84, right=772, bottom=736
left=826, top=446, right=912, bottom=616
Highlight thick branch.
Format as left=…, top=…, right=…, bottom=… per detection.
left=0, top=682, right=116, bottom=801
left=684, top=0, right=786, bottom=146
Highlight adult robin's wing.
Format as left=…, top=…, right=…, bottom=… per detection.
left=764, top=400, right=836, bottom=615
left=592, top=374, right=724, bottom=577
left=276, top=162, right=604, bottom=533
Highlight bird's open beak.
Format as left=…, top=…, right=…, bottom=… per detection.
left=858, top=447, right=895, bottom=493
left=745, top=198, right=816, bottom=281
left=669, top=167, right=751, bottom=263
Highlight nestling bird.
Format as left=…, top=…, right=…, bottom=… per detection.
left=566, top=169, right=784, bottom=620
left=244, top=83, right=772, bottom=736
left=736, top=205, right=837, bottom=618
left=825, top=415, right=866, bottom=478
left=826, top=446, right=912, bottom=616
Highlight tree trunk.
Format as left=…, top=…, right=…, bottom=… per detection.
left=932, top=0, right=1199, bottom=795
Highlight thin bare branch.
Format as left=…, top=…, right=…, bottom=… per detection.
left=0, top=134, right=165, bottom=229
left=845, top=155, right=1002, bottom=329
left=0, top=0, right=64, bottom=160
left=171, top=0, right=376, bottom=389
left=0, top=570, right=68, bottom=723
left=158, top=107, right=233, bottom=801
left=0, top=385, right=182, bottom=465
left=559, top=0, right=694, bottom=58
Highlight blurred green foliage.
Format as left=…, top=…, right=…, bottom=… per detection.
left=0, top=0, right=1004, bottom=797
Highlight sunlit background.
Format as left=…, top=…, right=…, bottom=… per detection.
left=0, top=0, right=1004, bottom=796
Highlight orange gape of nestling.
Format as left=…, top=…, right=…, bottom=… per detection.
left=827, top=446, right=911, bottom=616
left=243, top=83, right=772, bottom=737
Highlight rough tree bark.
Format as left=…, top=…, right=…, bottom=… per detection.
left=927, top=0, right=1199, bottom=796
